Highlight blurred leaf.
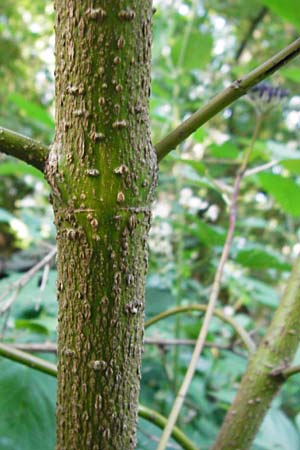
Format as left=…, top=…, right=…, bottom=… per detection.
left=0, top=160, right=45, bottom=180
left=0, top=360, right=56, bottom=450
left=254, top=408, right=300, bottom=450
left=209, top=142, right=240, bottom=160
left=171, top=31, right=213, bottom=70
left=258, top=173, right=300, bottom=217
left=261, top=0, right=300, bottom=26
left=9, top=93, right=54, bottom=129
left=235, top=245, right=290, bottom=271
left=281, top=159, right=300, bottom=174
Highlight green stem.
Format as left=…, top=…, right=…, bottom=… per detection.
left=0, top=342, right=56, bottom=377
left=0, top=342, right=198, bottom=450
left=155, top=37, right=300, bottom=161
left=0, top=126, right=49, bottom=171
left=139, top=405, right=199, bottom=450
left=145, top=304, right=255, bottom=353
left=211, top=256, right=300, bottom=450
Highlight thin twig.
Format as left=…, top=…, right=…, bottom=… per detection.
left=0, top=126, right=49, bottom=171
left=157, top=116, right=263, bottom=450
left=244, top=160, right=279, bottom=177
left=271, top=363, right=300, bottom=379
left=155, top=37, right=300, bottom=161
left=0, top=342, right=57, bottom=377
left=235, top=7, right=268, bottom=62
left=145, top=304, right=255, bottom=353
left=0, top=247, right=56, bottom=314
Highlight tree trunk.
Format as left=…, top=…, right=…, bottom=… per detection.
left=46, top=2, right=156, bottom=449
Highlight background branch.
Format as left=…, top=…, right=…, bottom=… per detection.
left=211, top=256, right=300, bottom=450
left=155, top=37, right=300, bottom=161
left=0, top=126, right=49, bottom=171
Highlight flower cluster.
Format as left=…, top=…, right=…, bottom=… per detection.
left=246, top=83, right=289, bottom=114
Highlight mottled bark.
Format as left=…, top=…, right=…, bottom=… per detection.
left=46, top=2, right=156, bottom=449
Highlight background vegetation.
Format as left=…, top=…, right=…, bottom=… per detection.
left=0, top=1, right=299, bottom=449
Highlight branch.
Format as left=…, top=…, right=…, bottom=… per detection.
left=0, top=342, right=57, bottom=377
left=0, top=342, right=198, bottom=450
left=235, top=7, right=268, bottom=62
left=145, top=305, right=255, bottom=353
left=271, top=364, right=300, bottom=380
left=211, top=256, right=300, bottom=450
left=155, top=37, right=300, bottom=161
left=138, top=405, right=198, bottom=450
left=0, top=126, right=49, bottom=171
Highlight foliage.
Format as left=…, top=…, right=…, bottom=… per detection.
left=0, top=0, right=300, bottom=449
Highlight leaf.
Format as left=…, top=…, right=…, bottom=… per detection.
left=261, top=0, right=300, bottom=26
left=171, top=31, right=213, bottom=70
left=254, top=408, right=300, bottom=450
left=0, top=360, right=56, bottom=450
left=242, top=277, right=279, bottom=308
left=209, top=142, right=240, bottom=160
left=258, top=173, right=300, bottom=217
left=281, top=159, right=300, bottom=174
left=281, top=67, right=300, bottom=83
left=9, top=93, right=54, bottom=129
left=0, top=160, right=45, bottom=180
left=235, top=246, right=290, bottom=271
left=190, top=219, right=226, bottom=246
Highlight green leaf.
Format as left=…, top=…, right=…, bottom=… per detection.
left=0, top=160, right=45, bottom=180
left=261, top=0, right=300, bottom=26
left=190, top=219, right=226, bottom=246
left=258, top=173, right=300, bottom=217
left=0, top=360, right=56, bottom=450
left=281, top=67, right=300, bottom=83
left=209, top=142, right=240, bottom=160
left=281, top=159, right=300, bottom=174
left=255, top=408, right=300, bottom=450
left=235, top=246, right=290, bottom=271
left=171, top=31, right=213, bottom=70
left=9, top=93, right=54, bottom=129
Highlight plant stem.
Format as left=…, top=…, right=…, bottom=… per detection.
left=0, top=126, right=49, bottom=171
left=139, top=405, right=199, bottom=450
left=0, top=342, right=57, bottom=377
left=145, top=305, right=255, bottom=353
left=155, top=37, right=300, bottom=161
left=156, top=116, right=263, bottom=450
left=211, top=256, right=300, bottom=450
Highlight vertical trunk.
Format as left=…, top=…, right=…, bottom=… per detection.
left=46, top=2, right=156, bottom=449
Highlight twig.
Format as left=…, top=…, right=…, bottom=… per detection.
left=139, top=405, right=198, bottom=450
left=0, top=342, right=57, bottom=377
left=0, top=126, right=49, bottom=171
left=157, top=115, right=263, bottom=450
left=0, top=247, right=56, bottom=313
left=35, top=262, right=51, bottom=310
left=155, top=37, right=300, bottom=161
left=271, top=363, right=300, bottom=379
left=145, top=305, right=255, bottom=353
left=235, top=7, right=268, bottom=62
left=244, top=160, right=279, bottom=177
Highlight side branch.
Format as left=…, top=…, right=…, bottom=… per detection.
left=155, top=37, right=300, bottom=161
left=145, top=304, right=255, bottom=353
left=0, top=126, right=49, bottom=171
left=211, top=256, right=300, bottom=450
left=0, top=342, right=57, bottom=377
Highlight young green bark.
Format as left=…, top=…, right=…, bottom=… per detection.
left=211, top=257, right=300, bottom=450
left=47, top=2, right=156, bottom=449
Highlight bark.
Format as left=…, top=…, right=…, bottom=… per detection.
left=46, top=2, right=156, bottom=449
left=211, top=257, right=300, bottom=450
